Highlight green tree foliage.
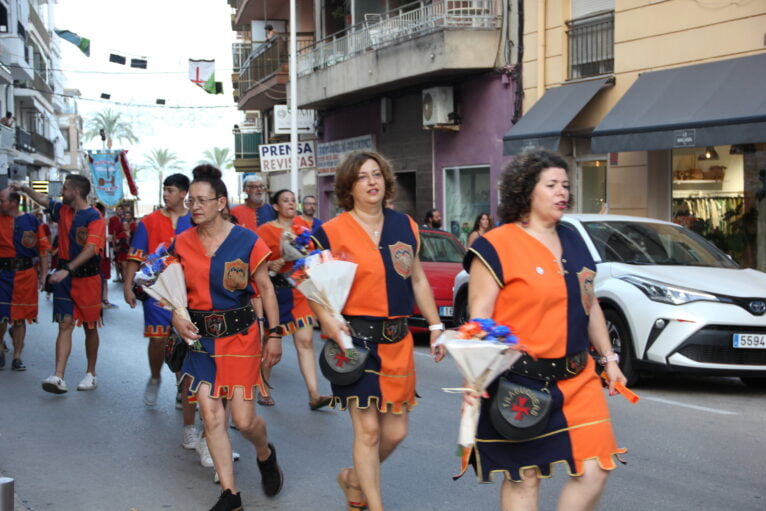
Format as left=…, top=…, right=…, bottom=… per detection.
left=142, top=148, right=185, bottom=206
left=84, top=109, right=139, bottom=148
left=200, top=147, right=233, bottom=170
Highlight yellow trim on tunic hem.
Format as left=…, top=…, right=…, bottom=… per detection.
left=330, top=394, right=417, bottom=415
left=180, top=372, right=265, bottom=401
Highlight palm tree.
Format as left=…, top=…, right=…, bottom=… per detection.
left=143, top=148, right=184, bottom=206
left=84, top=109, right=139, bottom=149
left=200, top=147, right=234, bottom=170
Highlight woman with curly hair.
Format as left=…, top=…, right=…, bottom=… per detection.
left=466, top=212, right=493, bottom=247
left=460, top=148, right=627, bottom=511
left=311, top=151, right=445, bottom=511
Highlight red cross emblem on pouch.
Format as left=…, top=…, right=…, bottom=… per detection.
left=334, top=352, right=351, bottom=367
left=511, top=396, right=531, bottom=421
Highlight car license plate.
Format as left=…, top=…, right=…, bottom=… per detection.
left=733, top=333, right=766, bottom=349
left=439, top=306, right=453, bottom=317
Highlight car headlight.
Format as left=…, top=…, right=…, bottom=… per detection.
left=618, top=275, right=720, bottom=305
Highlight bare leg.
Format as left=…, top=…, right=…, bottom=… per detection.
left=348, top=407, right=387, bottom=511
left=197, top=384, right=235, bottom=493
left=83, top=325, right=99, bottom=375
left=147, top=337, right=166, bottom=380
left=11, top=321, right=25, bottom=360
left=179, top=375, right=196, bottom=426
left=501, top=469, right=541, bottom=511
left=292, top=326, right=321, bottom=401
left=556, top=459, right=609, bottom=511
left=229, top=387, right=271, bottom=460
left=54, top=317, right=75, bottom=378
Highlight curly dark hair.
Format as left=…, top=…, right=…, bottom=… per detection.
left=334, top=151, right=396, bottom=211
left=497, top=148, right=572, bottom=223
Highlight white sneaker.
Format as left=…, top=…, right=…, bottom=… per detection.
left=196, top=437, right=214, bottom=467
left=76, top=372, right=98, bottom=391
left=143, top=377, right=161, bottom=406
left=182, top=425, right=199, bottom=450
left=41, top=375, right=68, bottom=394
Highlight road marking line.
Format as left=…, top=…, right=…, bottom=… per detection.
left=643, top=396, right=737, bottom=415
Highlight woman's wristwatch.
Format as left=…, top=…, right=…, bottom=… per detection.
left=599, top=352, right=619, bottom=365
left=267, top=326, right=282, bottom=340
left=428, top=323, right=445, bottom=332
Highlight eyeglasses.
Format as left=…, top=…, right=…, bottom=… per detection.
left=184, top=196, right=220, bottom=207
left=244, top=184, right=266, bottom=190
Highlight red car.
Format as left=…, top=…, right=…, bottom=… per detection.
left=409, top=228, right=466, bottom=331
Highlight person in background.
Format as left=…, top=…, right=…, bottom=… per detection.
left=256, top=189, right=331, bottom=410
left=13, top=175, right=106, bottom=394
left=93, top=203, right=117, bottom=309
left=108, top=205, right=124, bottom=281
left=0, top=112, right=14, bottom=127
left=0, top=188, right=49, bottom=371
left=294, top=194, right=323, bottom=234
left=311, top=151, right=445, bottom=511
left=461, top=148, right=626, bottom=510
left=265, top=24, right=276, bottom=41
left=466, top=213, right=493, bottom=247
left=422, top=208, right=443, bottom=230
left=231, top=175, right=276, bottom=229
left=172, top=164, right=284, bottom=510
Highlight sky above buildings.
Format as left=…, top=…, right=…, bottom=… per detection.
left=55, top=0, right=241, bottom=208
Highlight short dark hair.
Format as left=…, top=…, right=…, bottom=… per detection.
left=302, top=195, right=316, bottom=203
left=164, top=173, right=190, bottom=191
left=65, top=174, right=91, bottom=199
left=94, top=203, right=105, bottom=214
left=4, top=112, right=11, bottom=118
left=191, top=164, right=228, bottom=207
left=497, top=148, right=571, bottom=224
left=7, top=191, right=20, bottom=204
left=424, top=208, right=438, bottom=224
left=265, top=24, right=273, bottom=31
left=334, top=151, right=395, bottom=211
left=270, top=189, right=293, bottom=205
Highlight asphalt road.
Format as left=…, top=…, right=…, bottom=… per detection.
left=1, top=281, right=765, bottom=510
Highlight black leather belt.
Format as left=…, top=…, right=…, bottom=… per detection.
left=0, top=257, right=34, bottom=271
left=509, top=350, right=589, bottom=382
left=60, top=258, right=100, bottom=278
left=344, top=316, right=409, bottom=344
left=270, top=273, right=292, bottom=289
left=188, top=303, right=256, bottom=339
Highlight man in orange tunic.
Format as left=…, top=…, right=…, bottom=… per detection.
left=230, top=174, right=275, bottom=229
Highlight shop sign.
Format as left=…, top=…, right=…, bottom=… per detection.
left=259, top=141, right=316, bottom=172
left=273, top=105, right=316, bottom=134
left=317, top=135, right=375, bottom=175
left=673, top=129, right=696, bottom=147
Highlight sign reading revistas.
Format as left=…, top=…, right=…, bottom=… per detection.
left=259, top=141, right=316, bottom=172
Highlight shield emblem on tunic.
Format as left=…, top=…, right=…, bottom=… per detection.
left=75, top=226, right=88, bottom=246
left=204, top=313, right=226, bottom=337
left=577, top=267, right=597, bottom=315
left=223, top=259, right=249, bottom=292
left=388, top=241, right=413, bottom=279
left=21, top=230, right=37, bottom=248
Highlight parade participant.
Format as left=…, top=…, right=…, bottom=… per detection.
left=311, top=151, right=445, bottom=511
left=124, top=174, right=196, bottom=439
left=294, top=194, right=323, bottom=234
left=108, top=205, right=124, bottom=281
left=13, top=175, right=106, bottom=394
left=461, top=149, right=626, bottom=510
left=422, top=208, right=443, bottom=230
left=172, top=165, right=284, bottom=510
left=255, top=190, right=331, bottom=410
left=465, top=212, right=492, bottom=247
left=230, top=174, right=275, bottom=229
left=0, top=189, right=49, bottom=371
left=94, top=203, right=117, bottom=309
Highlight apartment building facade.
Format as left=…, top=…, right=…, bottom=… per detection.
left=504, top=0, right=766, bottom=269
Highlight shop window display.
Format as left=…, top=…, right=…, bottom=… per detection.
left=443, top=165, right=490, bottom=244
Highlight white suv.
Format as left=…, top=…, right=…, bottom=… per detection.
left=452, top=214, right=766, bottom=387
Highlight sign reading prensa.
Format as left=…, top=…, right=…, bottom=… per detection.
left=259, top=141, right=316, bottom=172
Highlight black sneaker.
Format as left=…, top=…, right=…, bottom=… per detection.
left=209, top=489, right=242, bottom=511
left=257, top=442, right=284, bottom=497
left=11, top=358, right=25, bottom=371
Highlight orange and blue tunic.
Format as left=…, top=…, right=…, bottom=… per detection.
left=47, top=200, right=105, bottom=327
left=313, top=209, right=420, bottom=414
left=293, top=215, right=323, bottom=234
left=175, top=225, right=271, bottom=399
left=255, top=221, right=316, bottom=335
left=463, top=222, right=626, bottom=482
left=128, top=209, right=193, bottom=338
left=0, top=213, right=50, bottom=323
left=230, top=203, right=276, bottom=231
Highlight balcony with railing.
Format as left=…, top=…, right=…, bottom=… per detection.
left=0, top=124, right=14, bottom=151
left=15, top=126, right=33, bottom=153
left=237, top=33, right=314, bottom=111
left=32, top=132, right=54, bottom=160
left=233, top=130, right=262, bottom=173
left=567, top=11, right=614, bottom=81
left=297, top=0, right=502, bottom=108
left=28, top=4, right=50, bottom=48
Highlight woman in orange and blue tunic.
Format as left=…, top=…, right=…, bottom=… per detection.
left=171, top=165, right=284, bottom=511
left=311, top=151, right=445, bottom=511
left=463, top=149, right=626, bottom=511
left=255, top=189, right=331, bottom=410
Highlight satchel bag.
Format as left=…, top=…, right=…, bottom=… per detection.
left=319, top=338, right=370, bottom=386
left=489, top=376, right=553, bottom=441
left=164, top=332, right=188, bottom=373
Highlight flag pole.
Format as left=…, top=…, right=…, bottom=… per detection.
left=289, top=0, right=298, bottom=196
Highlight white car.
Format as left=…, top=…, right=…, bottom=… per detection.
left=452, top=214, right=766, bottom=387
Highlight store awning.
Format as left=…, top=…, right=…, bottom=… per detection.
left=503, top=78, right=610, bottom=155
left=591, top=53, right=766, bottom=153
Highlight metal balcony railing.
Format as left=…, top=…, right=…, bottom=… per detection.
left=0, top=124, right=14, bottom=150
left=234, top=131, right=261, bottom=160
left=238, top=33, right=314, bottom=96
left=32, top=132, right=53, bottom=159
left=15, top=126, right=33, bottom=152
left=297, top=0, right=500, bottom=77
left=232, top=41, right=256, bottom=73
left=28, top=4, right=50, bottom=48
left=567, top=11, right=614, bottom=80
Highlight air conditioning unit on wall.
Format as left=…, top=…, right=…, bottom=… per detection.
left=422, top=86, right=454, bottom=126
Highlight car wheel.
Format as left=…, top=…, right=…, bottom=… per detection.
left=453, top=287, right=468, bottom=326
left=603, top=309, right=638, bottom=386
left=740, top=377, right=766, bottom=389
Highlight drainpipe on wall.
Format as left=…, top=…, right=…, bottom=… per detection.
left=537, top=0, right=546, bottom=99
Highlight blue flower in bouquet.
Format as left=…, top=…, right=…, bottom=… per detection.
left=472, top=318, right=496, bottom=331
left=293, top=258, right=306, bottom=270
left=309, top=249, right=321, bottom=256
left=458, top=318, right=517, bottom=344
